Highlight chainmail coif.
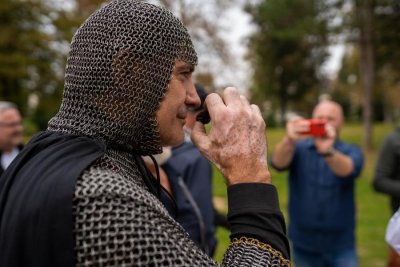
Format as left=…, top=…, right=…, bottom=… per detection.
left=47, top=0, right=289, bottom=266
left=48, top=0, right=197, bottom=155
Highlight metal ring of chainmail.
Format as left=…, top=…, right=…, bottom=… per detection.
left=47, top=0, right=290, bottom=266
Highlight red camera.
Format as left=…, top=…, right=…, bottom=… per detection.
left=299, top=119, right=327, bottom=137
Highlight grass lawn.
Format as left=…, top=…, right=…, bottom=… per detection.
left=212, top=122, right=394, bottom=266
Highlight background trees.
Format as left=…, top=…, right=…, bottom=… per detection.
left=246, top=0, right=399, bottom=149
left=0, top=0, right=59, bottom=123
left=245, top=0, right=340, bottom=125
left=336, top=0, right=400, bottom=149
left=0, top=0, right=84, bottom=131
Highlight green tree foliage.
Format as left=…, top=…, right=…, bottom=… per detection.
left=245, top=0, right=337, bottom=123
left=0, top=0, right=53, bottom=111
left=333, top=0, right=399, bottom=149
left=332, top=48, right=362, bottom=121
left=375, top=1, right=400, bottom=72
left=336, top=0, right=400, bottom=123
left=0, top=0, right=70, bottom=130
left=0, top=0, right=100, bottom=131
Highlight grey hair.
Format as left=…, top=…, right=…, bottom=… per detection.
left=0, top=101, right=18, bottom=114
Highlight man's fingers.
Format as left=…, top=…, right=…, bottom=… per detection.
left=251, top=104, right=262, bottom=117
left=326, top=124, right=336, bottom=138
left=191, top=121, right=211, bottom=152
left=288, top=116, right=304, bottom=123
left=223, top=87, right=242, bottom=107
left=205, top=93, right=230, bottom=122
left=240, top=95, right=250, bottom=105
left=296, top=124, right=310, bottom=132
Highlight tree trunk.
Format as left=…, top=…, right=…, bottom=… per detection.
left=358, top=0, right=375, bottom=151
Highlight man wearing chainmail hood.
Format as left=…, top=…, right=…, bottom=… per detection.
left=0, top=1, right=290, bottom=266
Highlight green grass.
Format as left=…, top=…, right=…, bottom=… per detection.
left=212, top=123, right=394, bottom=266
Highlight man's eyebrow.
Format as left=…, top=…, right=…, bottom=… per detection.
left=174, top=62, right=195, bottom=72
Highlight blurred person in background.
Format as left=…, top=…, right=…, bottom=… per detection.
left=272, top=100, right=364, bottom=267
left=0, top=101, right=23, bottom=177
left=373, top=125, right=400, bottom=267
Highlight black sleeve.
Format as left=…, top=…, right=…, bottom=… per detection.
left=227, top=183, right=290, bottom=259
left=373, top=133, right=400, bottom=197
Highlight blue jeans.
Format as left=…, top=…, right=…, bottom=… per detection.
left=292, top=246, right=358, bottom=267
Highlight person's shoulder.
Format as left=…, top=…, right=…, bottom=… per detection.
left=379, top=128, right=400, bottom=152
left=167, top=142, right=203, bottom=170
left=79, top=166, right=157, bottom=200
left=173, top=141, right=195, bottom=153
left=387, top=127, right=400, bottom=142
left=172, top=142, right=201, bottom=158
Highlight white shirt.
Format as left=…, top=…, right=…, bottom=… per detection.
left=387, top=207, right=400, bottom=254
left=1, top=147, right=19, bottom=170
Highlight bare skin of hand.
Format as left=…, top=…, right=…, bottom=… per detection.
left=286, top=117, right=309, bottom=142
left=191, top=87, right=271, bottom=185
left=314, top=124, right=336, bottom=154
left=287, top=118, right=336, bottom=153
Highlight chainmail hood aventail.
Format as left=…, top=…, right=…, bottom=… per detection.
left=48, top=0, right=197, bottom=155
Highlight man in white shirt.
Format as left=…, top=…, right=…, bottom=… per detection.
left=0, top=102, right=23, bottom=176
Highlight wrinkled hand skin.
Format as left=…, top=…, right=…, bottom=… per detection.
left=191, top=87, right=271, bottom=185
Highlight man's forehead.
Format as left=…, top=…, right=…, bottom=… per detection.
left=0, top=108, right=19, bottom=116
left=315, top=101, right=341, bottom=112
left=313, top=102, right=343, bottom=121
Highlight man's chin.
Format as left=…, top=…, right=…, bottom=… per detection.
left=171, top=135, right=185, bottom=147
left=161, top=132, right=184, bottom=147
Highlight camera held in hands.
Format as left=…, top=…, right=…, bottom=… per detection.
left=298, top=119, right=327, bottom=137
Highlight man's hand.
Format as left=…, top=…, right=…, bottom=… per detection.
left=191, top=87, right=271, bottom=185
left=287, top=117, right=336, bottom=154
left=286, top=117, right=309, bottom=142
left=314, top=124, right=336, bottom=154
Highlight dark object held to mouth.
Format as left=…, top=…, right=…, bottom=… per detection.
left=196, top=110, right=210, bottom=124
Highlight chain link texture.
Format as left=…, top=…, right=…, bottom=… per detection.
left=48, top=0, right=197, bottom=155
left=47, top=0, right=289, bottom=266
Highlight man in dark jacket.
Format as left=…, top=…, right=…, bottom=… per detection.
left=373, top=126, right=400, bottom=266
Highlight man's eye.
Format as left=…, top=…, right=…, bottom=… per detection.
left=177, top=72, right=192, bottom=80
left=181, top=71, right=192, bottom=76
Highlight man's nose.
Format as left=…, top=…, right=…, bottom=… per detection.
left=186, top=83, right=201, bottom=109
